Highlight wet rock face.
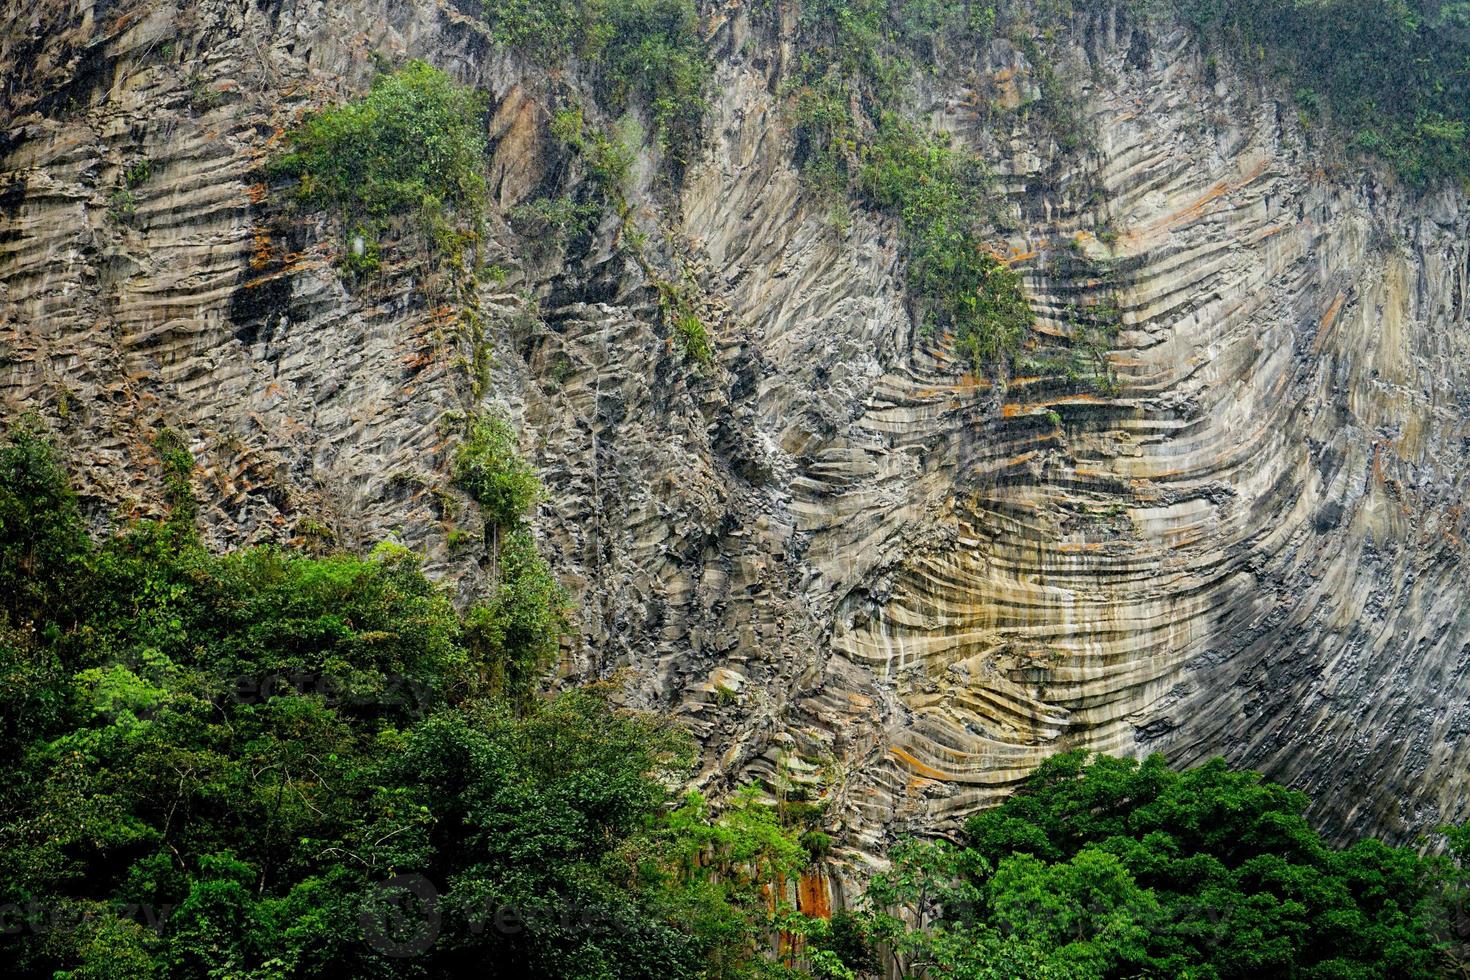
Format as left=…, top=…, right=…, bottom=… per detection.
left=4, top=0, right=1470, bottom=857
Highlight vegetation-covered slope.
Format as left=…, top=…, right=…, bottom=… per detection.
left=867, top=752, right=1470, bottom=978
left=0, top=422, right=833, bottom=978
left=1181, top=0, right=1470, bottom=186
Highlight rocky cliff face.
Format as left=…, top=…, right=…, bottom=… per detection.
left=4, top=0, right=1470, bottom=874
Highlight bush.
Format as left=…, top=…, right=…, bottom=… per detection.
left=800, top=829, right=833, bottom=863
left=859, top=751, right=1465, bottom=979
left=550, top=106, right=637, bottom=195
left=858, top=119, right=1032, bottom=367
left=0, top=419, right=89, bottom=629
left=153, top=428, right=198, bottom=529
left=671, top=310, right=713, bottom=363
left=463, top=529, right=568, bottom=708
left=453, top=411, right=543, bottom=530
left=272, top=61, right=487, bottom=220
left=107, top=188, right=138, bottom=223
left=508, top=194, right=603, bottom=244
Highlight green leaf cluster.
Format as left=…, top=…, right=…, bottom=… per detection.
left=462, top=529, right=568, bottom=710
left=452, top=411, right=543, bottom=531
left=653, top=271, right=714, bottom=365
left=788, top=0, right=1035, bottom=373
left=270, top=62, right=488, bottom=274
left=858, top=120, right=1032, bottom=366
left=272, top=61, right=487, bottom=219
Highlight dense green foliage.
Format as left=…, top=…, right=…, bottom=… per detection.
left=0, top=420, right=89, bottom=628
left=0, top=426, right=827, bottom=978
left=273, top=62, right=487, bottom=218
left=858, top=120, right=1032, bottom=365
left=462, top=529, right=568, bottom=710
left=481, top=0, right=709, bottom=160
left=860, top=751, right=1468, bottom=978
left=271, top=62, right=487, bottom=273
left=453, top=411, right=543, bottom=531
left=1180, top=0, right=1470, bottom=186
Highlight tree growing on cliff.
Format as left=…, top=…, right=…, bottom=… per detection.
left=272, top=61, right=487, bottom=219
left=453, top=410, right=543, bottom=533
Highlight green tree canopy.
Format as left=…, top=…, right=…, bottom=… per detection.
left=861, top=751, right=1464, bottom=979
left=0, top=427, right=832, bottom=979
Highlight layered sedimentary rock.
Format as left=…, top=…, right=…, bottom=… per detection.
left=4, top=0, right=1469, bottom=874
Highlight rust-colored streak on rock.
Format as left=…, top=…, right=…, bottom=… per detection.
left=796, top=870, right=831, bottom=920
left=1312, top=291, right=1348, bottom=354
left=890, top=746, right=958, bottom=782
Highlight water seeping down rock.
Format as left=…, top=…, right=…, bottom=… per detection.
left=3, top=0, right=1470, bottom=887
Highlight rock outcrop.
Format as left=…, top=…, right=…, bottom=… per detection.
left=4, top=0, right=1469, bottom=874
